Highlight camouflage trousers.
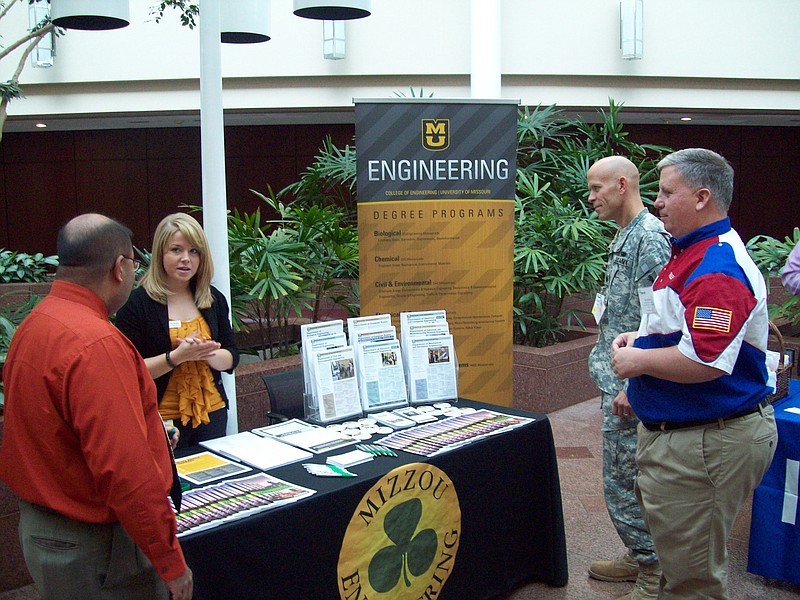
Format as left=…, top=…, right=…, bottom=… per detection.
left=601, top=394, right=658, bottom=565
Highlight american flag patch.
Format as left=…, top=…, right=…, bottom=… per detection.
left=692, top=306, right=732, bottom=333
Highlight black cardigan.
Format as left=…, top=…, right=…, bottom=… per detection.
left=115, top=285, right=240, bottom=406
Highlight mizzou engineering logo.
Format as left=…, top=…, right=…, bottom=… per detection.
left=338, top=463, right=461, bottom=599
left=421, top=119, right=450, bottom=151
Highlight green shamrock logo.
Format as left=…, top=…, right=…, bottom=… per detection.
left=368, top=498, right=438, bottom=592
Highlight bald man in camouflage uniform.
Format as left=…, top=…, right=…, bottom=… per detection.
left=586, top=156, right=671, bottom=600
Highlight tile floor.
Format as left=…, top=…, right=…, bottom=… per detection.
left=2, top=397, right=799, bottom=600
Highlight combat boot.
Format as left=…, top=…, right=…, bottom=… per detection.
left=617, top=561, right=661, bottom=600
left=588, top=551, right=638, bottom=582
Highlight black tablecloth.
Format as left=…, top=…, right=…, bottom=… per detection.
left=179, top=401, right=568, bottom=599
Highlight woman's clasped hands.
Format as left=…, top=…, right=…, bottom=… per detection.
left=174, top=333, right=221, bottom=364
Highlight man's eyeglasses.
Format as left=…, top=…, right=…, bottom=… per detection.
left=121, top=256, right=141, bottom=270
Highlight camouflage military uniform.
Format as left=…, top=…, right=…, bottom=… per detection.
left=588, top=209, right=670, bottom=566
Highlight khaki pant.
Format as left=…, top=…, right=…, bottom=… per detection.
left=635, top=406, right=777, bottom=599
left=18, top=500, right=168, bottom=600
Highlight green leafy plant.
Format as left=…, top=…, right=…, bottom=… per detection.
left=222, top=187, right=359, bottom=359
left=280, top=135, right=357, bottom=217
left=368, top=498, right=437, bottom=592
left=513, top=171, right=614, bottom=346
left=0, top=249, right=58, bottom=283
left=512, top=100, right=670, bottom=345
left=747, top=228, right=800, bottom=325
left=222, top=199, right=308, bottom=359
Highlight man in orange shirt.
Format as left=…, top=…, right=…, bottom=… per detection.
left=0, top=214, right=192, bottom=599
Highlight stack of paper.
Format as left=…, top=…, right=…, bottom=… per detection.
left=400, top=310, right=458, bottom=404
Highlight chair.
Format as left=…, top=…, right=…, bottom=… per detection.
left=263, top=369, right=306, bottom=424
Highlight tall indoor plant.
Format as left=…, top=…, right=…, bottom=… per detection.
left=513, top=100, right=671, bottom=346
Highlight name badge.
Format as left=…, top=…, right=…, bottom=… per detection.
left=638, top=287, right=657, bottom=314
left=592, top=293, right=606, bottom=324
left=169, top=320, right=182, bottom=329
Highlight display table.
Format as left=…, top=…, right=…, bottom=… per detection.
left=747, top=379, right=800, bottom=585
left=179, top=400, right=568, bottom=599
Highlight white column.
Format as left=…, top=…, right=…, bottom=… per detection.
left=199, top=0, right=237, bottom=433
left=470, top=0, right=501, bottom=99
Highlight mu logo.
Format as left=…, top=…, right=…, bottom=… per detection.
left=421, top=119, right=450, bottom=151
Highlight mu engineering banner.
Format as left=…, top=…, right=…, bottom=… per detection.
left=355, top=99, right=517, bottom=406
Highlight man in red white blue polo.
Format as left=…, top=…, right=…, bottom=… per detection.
left=611, top=148, right=777, bottom=600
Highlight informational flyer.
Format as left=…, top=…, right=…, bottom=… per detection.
left=347, top=313, right=393, bottom=346
left=356, top=337, right=409, bottom=412
left=356, top=99, right=517, bottom=406
left=310, top=345, right=363, bottom=423
left=300, top=320, right=346, bottom=395
left=405, top=334, right=458, bottom=404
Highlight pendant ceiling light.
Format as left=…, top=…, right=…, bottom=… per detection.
left=221, top=0, right=271, bottom=43
left=293, top=0, right=371, bottom=20
left=50, top=0, right=130, bottom=30
left=620, top=0, right=643, bottom=60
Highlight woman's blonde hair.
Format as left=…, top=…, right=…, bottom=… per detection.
left=140, top=213, right=215, bottom=308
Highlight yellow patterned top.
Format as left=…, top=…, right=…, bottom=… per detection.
left=159, top=315, right=224, bottom=427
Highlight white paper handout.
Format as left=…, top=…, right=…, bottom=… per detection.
left=347, top=313, right=393, bottom=346
left=200, top=431, right=312, bottom=471
left=300, top=320, right=346, bottom=396
left=400, top=310, right=448, bottom=347
left=356, top=337, right=409, bottom=412
left=406, top=333, right=458, bottom=404
left=310, top=345, right=363, bottom=423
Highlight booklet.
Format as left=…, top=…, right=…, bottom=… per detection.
left=200, top=431, right=312, bottom=471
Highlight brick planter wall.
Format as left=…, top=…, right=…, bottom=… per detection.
left=512, top=330, right=599, bottom=414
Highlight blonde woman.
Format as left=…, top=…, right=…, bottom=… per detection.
left=117, top=213, right=239, bottom=448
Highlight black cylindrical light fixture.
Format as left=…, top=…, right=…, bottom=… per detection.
left=50, top=0, right=130, bottom=30
left=293, top=0, right=371, bottom=20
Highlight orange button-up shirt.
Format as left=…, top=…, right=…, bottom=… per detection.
left=0, top=280, right=186, bottom=581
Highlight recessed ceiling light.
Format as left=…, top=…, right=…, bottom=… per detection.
left=680, top=117, right=692, bottom=122
left=35, top=122, right=47, bottom=128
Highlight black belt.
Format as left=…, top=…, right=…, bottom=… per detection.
left=642, top=398, right=770, bottom=432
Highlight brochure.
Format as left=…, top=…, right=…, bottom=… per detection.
left=300, top=320, right=346, bottom=396
left=405, top=333, right=458, bottom=404
left=356, top=337, right=409, bottom=413
left=309, top=345, right=363, bottom=423
left=347, top=313, right=393, bottom=346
